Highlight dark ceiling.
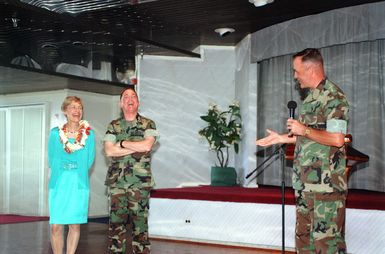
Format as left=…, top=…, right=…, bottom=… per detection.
left=0, top=0, right=383, bottom=94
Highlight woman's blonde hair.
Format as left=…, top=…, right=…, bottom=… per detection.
left=61, top=96, right=83, bottom=111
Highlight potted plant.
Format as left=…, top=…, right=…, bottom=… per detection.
left=198, top=102, right=242, bottom=186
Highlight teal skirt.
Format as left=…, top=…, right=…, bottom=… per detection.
left=49, top=170, right=89, bottom=224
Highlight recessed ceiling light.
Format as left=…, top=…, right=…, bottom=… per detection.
left=249, top=0, right=274, bottom=7
left=214, top=28, right=235, bottom=37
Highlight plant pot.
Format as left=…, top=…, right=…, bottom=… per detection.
left=210, top=166, right=238, bottom=186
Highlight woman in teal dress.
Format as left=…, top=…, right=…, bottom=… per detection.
left=48, top=96, right=95, bottom=254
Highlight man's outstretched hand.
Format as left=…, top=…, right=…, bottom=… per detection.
left=256, top=129, right=295, bottom=146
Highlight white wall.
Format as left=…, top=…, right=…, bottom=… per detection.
left=234, top=35, right=258, bottom=187
left=138, top=46, right=237, bottom=188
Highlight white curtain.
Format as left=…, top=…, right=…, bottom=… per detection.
left=0, top=110, right=5, bottom=211
left=256, top=40, right=385, bottom=192
left=251, top=2, right=385, bottom=63
left=0, top=105, right=46, bottom=215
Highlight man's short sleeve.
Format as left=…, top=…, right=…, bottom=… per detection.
left=103, top=122, right=117, bottom=143
left=144, top=129, right=160, bottom=140
left=144, top=120, right=159, bottom=141
left=325, top=82, right=349, bottom=134
left=326, top=119, right=347, bottom=134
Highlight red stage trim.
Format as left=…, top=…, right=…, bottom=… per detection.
left=151, top=185, right=385, bottom=211
left=152, top=185, right=295, bottom=205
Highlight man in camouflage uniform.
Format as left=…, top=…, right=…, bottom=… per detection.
left=104, top=87, right=159, bottom=254
left=256, top=48, right=349, bottom=254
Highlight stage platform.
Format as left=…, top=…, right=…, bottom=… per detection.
left=149, top=185, right=385, bottom=253
left=151, top=185, right=385, bottom=210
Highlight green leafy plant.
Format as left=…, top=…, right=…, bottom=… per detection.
left=198, top=102, right=242, bottom=168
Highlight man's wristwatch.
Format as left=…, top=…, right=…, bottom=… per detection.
left=304, top=127, right=311, bottom=137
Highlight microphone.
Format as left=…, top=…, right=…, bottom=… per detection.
left=287, top=100, right=297, bottom=119
left=287, top=101, right=297, bottom=137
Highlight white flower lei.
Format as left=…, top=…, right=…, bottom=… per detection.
left=59, top=120, right=91, bottom=153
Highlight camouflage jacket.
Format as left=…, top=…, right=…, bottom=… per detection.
left=104, top=114, right=159, bottom=188
left=293, top=79, right=349, bottom=193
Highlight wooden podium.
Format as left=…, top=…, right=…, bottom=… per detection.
left=285, top=134, right=369, bottom=177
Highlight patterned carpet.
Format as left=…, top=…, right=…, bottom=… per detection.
left=0, top=214, right=49, bottom=224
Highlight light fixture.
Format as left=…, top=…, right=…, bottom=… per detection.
left=249, top=0, right=274, bottom=7
left=214, top=28, right=235, bottom=37
left=11, top=17, right=20, bottom=28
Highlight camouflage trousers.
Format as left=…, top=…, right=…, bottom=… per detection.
left=295, top=190, right=347, bottom=254
left=108, top=186, right=151, bottom=254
